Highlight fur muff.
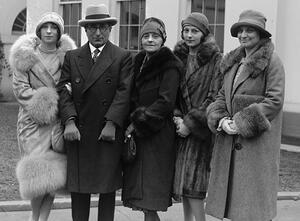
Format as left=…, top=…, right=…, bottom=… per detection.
left=16, top=150, right=67, bottom=200
left=233, top=104, right=271, bottom=138
left=9, top=34, right=76, bottom=72
left=206, top=101, right=230, bottom=133
left=27, top=87, right=59, bottom=125
left=232, top=94, right=265, bottom=114
left=183, top=108, right=210, bottom=139
left=131, top=106, right=164, bottom=137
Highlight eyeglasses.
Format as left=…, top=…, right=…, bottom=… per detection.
left=86, top=24, right=110, bottom=33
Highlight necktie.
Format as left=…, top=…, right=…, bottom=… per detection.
left=92, top=48, right=100, bottom=63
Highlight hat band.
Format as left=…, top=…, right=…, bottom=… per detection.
left=85, top=14, right=110, bottom=19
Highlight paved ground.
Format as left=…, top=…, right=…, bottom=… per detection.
left=0, top=199, right=300, bottom=221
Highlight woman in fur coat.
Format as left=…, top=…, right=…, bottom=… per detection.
left=205, top=10, right=285, bottom=221
left=9, top=12, right=76, bottom=221
left=172, top=13, right=223, bottom=221
left=122, top=17, right=182, bottom=221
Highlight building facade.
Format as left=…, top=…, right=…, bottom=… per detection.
left=0, top=0, right=299, bottom=143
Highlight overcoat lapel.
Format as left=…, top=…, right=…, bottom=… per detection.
left=77, top=43, right=93, bottom=79
left=82, top=41, right=115, bottom=94
left=30, top=59, right=56, bottom=88
left=231, top=65, right=251, bottom=96
left=224, top=64, right=238, bottom=115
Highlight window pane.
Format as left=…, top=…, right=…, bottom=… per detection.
left=120, top=1, right=129, bottom=25
left=63, top=5, right=71, bottom=25
left=216, top=0, right=225, bottom=24
left=140, top=1, right=145, bottom=22
left=119, top=26, right=129, bottom=50
left=215, top=25, right=224, bottom=52
left=130, top=1, right=140, bottom=24
left=129, top=26, right=139, bottom=50
left=203, top=0, right=215, bottom=24
left=191, top=0, right=203, bottom=12
left=71, top=4, right=81, bottom=25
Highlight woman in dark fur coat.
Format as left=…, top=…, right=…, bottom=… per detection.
left=122, top=17, right=182, bottom=221
left=205, top=10, right=285, bottom=221
left=9, top=12, right=76, bottom=221
left=172, top=13, right=223, bottom=221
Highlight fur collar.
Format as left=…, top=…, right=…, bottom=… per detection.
left=220, top=39, right=274, bottom=78
left=9, top=34, right=76, bottom=72
left=134, top=46, right=183, bottom=85
left=174, top=34, right=220, bottom=66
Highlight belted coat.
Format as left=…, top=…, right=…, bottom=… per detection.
left=205, top=39, right=285, bottom=221
left=57, top=41, right=133, bottom=193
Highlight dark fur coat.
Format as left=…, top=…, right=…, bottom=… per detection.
left=172, top=34, right=223, bottom=199
left=122, top=46, right=182, bottom=211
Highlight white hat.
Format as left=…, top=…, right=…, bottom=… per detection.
left=36, top=12, right=64, bottom=40
left=78, top=4, right=117, bottom=27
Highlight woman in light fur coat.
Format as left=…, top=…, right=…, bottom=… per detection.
left=9, top=12, right=76, bottom=221
left=205, top=10, right=285, bottom=221
left=172, top=13, right=222, bottom=221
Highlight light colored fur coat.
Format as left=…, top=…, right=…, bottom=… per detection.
left=10, top=33, right=76, bottom=200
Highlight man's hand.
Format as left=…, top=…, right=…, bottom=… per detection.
left=64, top=119, right=81, bottom=141
left=99, top=120, right=116, bottom=141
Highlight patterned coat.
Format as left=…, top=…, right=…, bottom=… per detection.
left=122, top=47, right=182, bottom=211
left=172, top=35, right=223, bottom=199
left=9, top=34, right=76, bottom=199
left=205, top=39, right=285, bottom=221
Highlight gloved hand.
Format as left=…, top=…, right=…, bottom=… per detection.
left=221, top=119, right=238, bottom=135
left=64, top=119, right=81, bottom=141
left=99, top=120, right=116, bottom=141
left=175, top=117, right=190, bottom=138
left=125, top=123, right=135, bottom=137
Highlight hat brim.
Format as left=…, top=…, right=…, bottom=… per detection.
left=78, top=17, right=117, bottom=27
left=230, top=22, right=272, bottom=38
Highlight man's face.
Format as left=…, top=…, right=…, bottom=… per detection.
left=85, top=23, right=112, bottom=48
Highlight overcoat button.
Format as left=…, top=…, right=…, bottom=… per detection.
left=234, top=143, right=243, bottom=150
left=102, top=100, right=107, bottom=106
left=75, top=77, right=81, bottom=83
left=106, top=78, right=112, bottom=84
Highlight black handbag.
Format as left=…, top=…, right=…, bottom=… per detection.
left=122, top=134, right=137, bottom=163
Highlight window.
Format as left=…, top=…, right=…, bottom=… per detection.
left=192, top=0, right=225, bottom=52
left=119, top=0, right=146, bottom=53
left=60, top=0, right=82, bottom=46
left=12, top=8, right=26, bottom=35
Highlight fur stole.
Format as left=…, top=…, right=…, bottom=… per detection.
left=220, top=39, right=274, bottom=78
left=16, top=150, right=67, bottom=200
left=9, top=34, right=76, bottom=73
left=174, top=34, right=220, bottom=66
left=134, top=46, right=183, bottom=88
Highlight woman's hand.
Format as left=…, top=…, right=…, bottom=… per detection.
left=125, top=123, right=135, bottom=137
left=221, top=119, right=238, bottom=135
left=173, top=117, right=190, bottom=138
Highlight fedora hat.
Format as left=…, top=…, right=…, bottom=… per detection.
left=230, top=10, right=271, bottom=38
left=78, top=4, right=117, bottom=27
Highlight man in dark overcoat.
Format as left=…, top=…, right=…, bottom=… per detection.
left=57, top=4, right=133, bottom=221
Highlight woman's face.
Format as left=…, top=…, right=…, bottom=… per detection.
left=237, top=26, right=261, bottom=49
left=182, top=25, right=204, bottom=47
left=141, top=32, right=163, bottom=53
left=40, top=22, right=59, bottom=45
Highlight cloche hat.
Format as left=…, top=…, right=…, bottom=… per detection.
left=140, top=17, right=167, bottom=43
left=35, top=12, right=64, bottom=40
left=78, top=4, right=117, bottom=27
left=181, top=12, right=210, bottom=36
left=230, top=9, right=272, bottom=38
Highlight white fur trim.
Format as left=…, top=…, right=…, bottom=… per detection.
left=9, top=34, right=76, bottom=72
left=16, top=151, right=67, bottom=200
left=27, top=87, right=59, bottom=125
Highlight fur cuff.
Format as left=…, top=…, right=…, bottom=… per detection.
left=183, top=108, right=210, bottom=139
left=206, top=101, right=230, bottom=133
left=27, top=87, right=59, bottom=125
left=131, top=107, right=164, bottom=137
left=233, top=105, right=271, bottom=138
left=16, top=151, right=67, bottom=200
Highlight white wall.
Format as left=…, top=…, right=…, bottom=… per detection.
left=276, top=0, right=300, bottom=112
left=223, top=0, right=278, bottom=53
left=145, top=0, right=181, bottom=49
